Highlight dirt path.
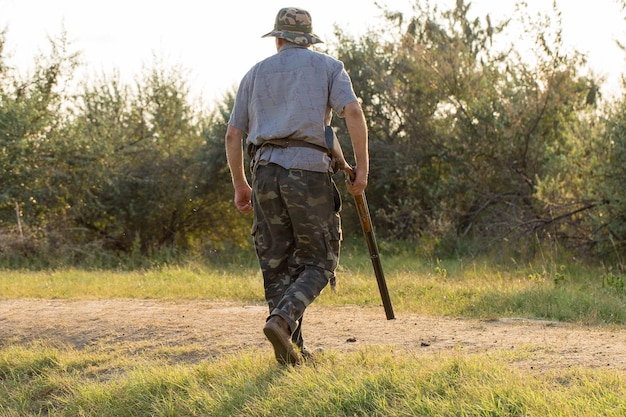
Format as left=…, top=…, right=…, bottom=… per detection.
left=1, top=299, right=625, bottom=371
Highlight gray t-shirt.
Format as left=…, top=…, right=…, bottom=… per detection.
left=229, top=43, right=358, bottom=172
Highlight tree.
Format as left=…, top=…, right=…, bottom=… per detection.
left=63, top=67, right=249, bottom=254
left=330, top=0, right=601, bottom=256
left=586, top=98, right=626, bottom=260
left=0, top=31, right=79, bottom=234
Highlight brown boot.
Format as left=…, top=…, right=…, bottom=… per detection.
left=263, top=316, right=302, bottom=366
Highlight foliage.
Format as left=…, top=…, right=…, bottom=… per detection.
left=330, top=0, right=603, bottom=258
left=585, top=96, right=626, bottom=259
left=0, top=31, right=79, bottom=229
left=1, top=1, right=626, bottom=264
left=62, top=69, right=249, bottom=254
left=0, top=33, right=249, bottom=261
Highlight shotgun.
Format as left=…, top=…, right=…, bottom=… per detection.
left=325, top=126, right=395, bottom=320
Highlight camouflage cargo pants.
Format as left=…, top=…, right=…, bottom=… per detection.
left=252, top=162, right=342, bottom=339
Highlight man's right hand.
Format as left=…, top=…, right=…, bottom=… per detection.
left=234, top=185, right=253, bottom=214
left=225, top=125, right=253, bottom=214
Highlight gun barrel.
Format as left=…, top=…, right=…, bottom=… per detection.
left=325, top=125, right=394, bottom=319
left=354, top=193, right=395, bottom=320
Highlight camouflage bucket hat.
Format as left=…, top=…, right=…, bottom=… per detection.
left=262, top=7, right=323, bottom=46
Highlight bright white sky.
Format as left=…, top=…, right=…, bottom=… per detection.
left=1, top=0, right=625, bottom=104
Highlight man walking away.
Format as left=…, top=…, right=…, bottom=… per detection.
left=225, top=7, right=369, bottom=365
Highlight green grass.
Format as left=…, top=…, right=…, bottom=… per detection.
left=2, top=250, right=625, bottom=416
left=2, top=252, right=624, bottom=325
left=0, top=265, right=262, bottom=303
left=1, top=343, right=625, bottom=416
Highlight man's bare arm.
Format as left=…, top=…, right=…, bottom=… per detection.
left=343, top=101, right=369, bottom=196
left=225, top=125, right=253, bottom=214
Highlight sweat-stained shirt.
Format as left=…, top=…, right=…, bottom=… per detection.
left=228, top=42, right=358, bottom=173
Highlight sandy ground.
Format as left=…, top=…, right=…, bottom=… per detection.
left=1, top=299, right=625, bottom=371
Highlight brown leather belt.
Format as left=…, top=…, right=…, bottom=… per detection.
left=264, top=138, right=330, bottom=154
left=247, top=138, right=330, bottom=159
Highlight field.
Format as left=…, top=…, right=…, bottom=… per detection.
left=2, top=299, right=626, bottom=372
left=1, top=254, right=625, bottom=416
